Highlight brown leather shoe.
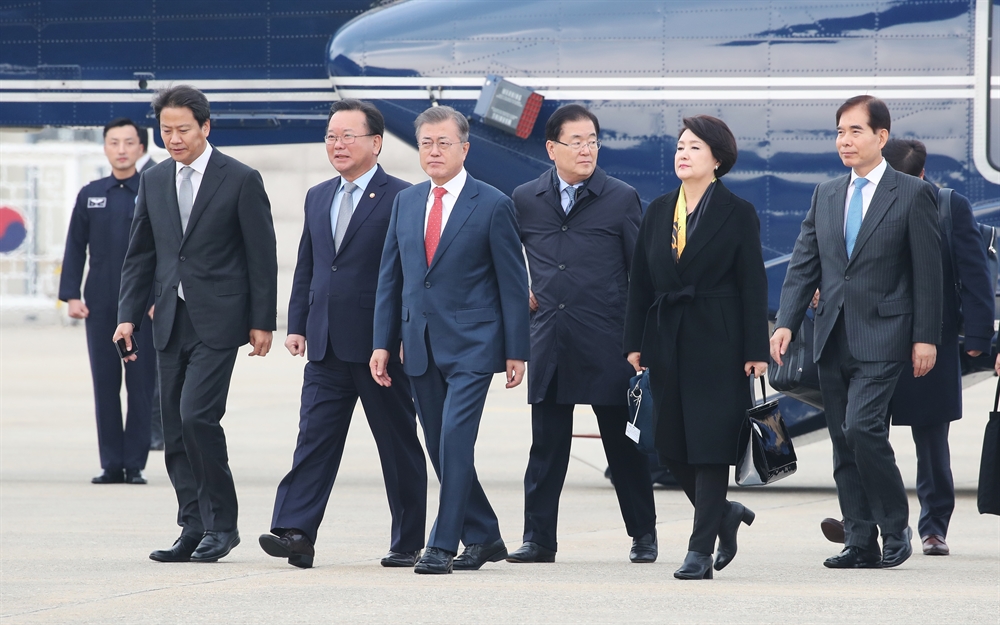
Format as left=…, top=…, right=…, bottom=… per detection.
left=921, top=534, right=950, bottom=556
left=821, top=518, right=845, bottom=544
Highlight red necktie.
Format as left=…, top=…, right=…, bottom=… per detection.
left=425, top=187, right=447, bottom=266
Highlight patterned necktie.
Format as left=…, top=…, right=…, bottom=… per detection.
left=845, top=177, right=869, bottom=258
left=178, top=166, right=194, bottom=232
left=333, top=181, right=358, bottom=253
left=425, top=187, right=447, bottom=266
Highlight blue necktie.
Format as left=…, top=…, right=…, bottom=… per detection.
left=561, top=186, right=575, bottom=214
left=845, top=177, right=868, bottom=258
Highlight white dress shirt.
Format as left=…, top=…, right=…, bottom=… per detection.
left=843, top=156, right=887, bottom=232
left=424, top=168, right=468, bottom=236
left=175, top=144, right=214, bottom=208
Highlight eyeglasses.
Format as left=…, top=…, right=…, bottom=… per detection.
left=553, top=139, right=601, bottom=151
left=324, top=133, right=375, bottom=145
left=418, top=139, right=464, bottom=151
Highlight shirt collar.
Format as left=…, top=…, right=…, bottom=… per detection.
left=850, top=156, right=887, bottom=187
left=175, top=144, right=213, bottom=177
left=433, top=167, right=467, bottom=198
left=103, top=170, right=141, bottom=193
left=339, top=163, right=379, bottom=195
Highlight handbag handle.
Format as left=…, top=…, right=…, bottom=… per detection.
left=994, top=377, right=1000, bottom=413
left=749, top=367, right=767, bottom=405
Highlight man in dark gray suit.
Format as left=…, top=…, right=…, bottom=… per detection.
left=771, top=95, right=942, bottom=569
left=115, top=85, right=278, bottom=564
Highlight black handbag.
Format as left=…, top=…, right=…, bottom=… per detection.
left=736, top=373, right=797, bottom=486
left=625, top=370, right=657, bottom=455
left=769, top=312, right=823, bottom=409
left=978, top=379, right=1000, bottom=516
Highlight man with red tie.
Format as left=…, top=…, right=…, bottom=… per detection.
left=371, top=105, right=530, bottom=574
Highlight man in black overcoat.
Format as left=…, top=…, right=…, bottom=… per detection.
left=507, top=105, right=657, bottom=564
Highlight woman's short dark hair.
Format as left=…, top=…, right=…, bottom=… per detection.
left=327, top=99, right=385, bottom=138
left=545, top=104, right=600, bottom=142
left=882, top=138, right=926, bottom=177
left=679, top=115, right=738, bottom=177
left=103, top=117, right=148, bottom=151
left=152, top=85, right=210, bottom=126
left=836, top=95, right=891, bottom=134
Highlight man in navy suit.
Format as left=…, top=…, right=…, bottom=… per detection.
left=371, top=105, right=530, bottom=574
left=259, top=99, right=427, bottom=569
left=60, top=117, right=156, bottom=485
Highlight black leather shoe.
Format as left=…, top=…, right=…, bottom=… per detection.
left=259, top=530, right=314, bottom=569
left=715, top=502, right=755, bottom=571
left=506, top=542, right=556, bottom=563
left=453, top=538, right=508, bottom=570
left=881, top=527, right=913, bottom=568
left=821, top=518, right=846, bottom=544
left=381, top=549, right=421, bottom=567
left=191, top=530, right=241, bottom=562
left=414, top=547, right=454, bottom=574
left=124, top=469, right=147, bottom=485
left=674, top=550, right=714, bottom=579
left=149, top=533, right=201, bottom=563
left=91, top=469, right=124, bottom=484
left=823, top=545, right=882, bottom=569
left=629, top=529, right=657, bottom=563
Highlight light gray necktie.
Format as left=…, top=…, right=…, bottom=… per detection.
left=334, top=181, right=358, bottom=252
left=178, top=166, right=194, bottom=232
left=177, top=166, right=194, bottom=300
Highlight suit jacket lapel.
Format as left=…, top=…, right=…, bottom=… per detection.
left=824, top=175, right=850, bottom=264
left=336, top=166, right=385, bottom=256
left=162, top=165, right=184, bottom=240
left=409, top=181, right=432, bottom=266
left=429, top=176, right=478, bottom=272
left=314, top=176, right=339, bottom=252
left=849, top=167, right=898, bottom=264
left=181, top=149, right=227, bottom=246
left=676, top=182, right=735, bottom=274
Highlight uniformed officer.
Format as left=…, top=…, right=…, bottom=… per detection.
left=59, top=117, right=157, bottom=484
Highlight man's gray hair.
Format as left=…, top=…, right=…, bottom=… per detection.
left=414, top=105, right=469, bottom=143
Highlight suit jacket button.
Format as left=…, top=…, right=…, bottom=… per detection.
left=558, top=264, right=566, bottom=270
left=558, top=303, right=566, bottom=310
left=179, top=255, right=186, bottom=261
left=844, top=275, right=850, bottom=281
left=425, top=282, right=431, bottom=288
left=331, top=265, right=337, bottom=271
left=561, top=225, right=568, bottom=232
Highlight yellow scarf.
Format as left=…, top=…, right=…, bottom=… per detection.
left=672, top=180, right=716, bottom=262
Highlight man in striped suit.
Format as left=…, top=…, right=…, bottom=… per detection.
left=771, top=95, right=942, bottom=570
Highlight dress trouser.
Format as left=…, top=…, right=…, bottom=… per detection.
left=409, top=332, right=501, bottom=554
left=270, top=336, right=427, bottom=552
left=817, top=315, right=908, bottom=549
left=157, top=299, right=239, bottom=536
left=910, top=422, right=954, bottom=538
left=661, top=459, right=729, bottom=554
left=84, top=309, right=154, bottom=471
left=522, top=373, right=656, bottom=551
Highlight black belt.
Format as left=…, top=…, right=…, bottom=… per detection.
left=651, top=284, right=738, bottom=331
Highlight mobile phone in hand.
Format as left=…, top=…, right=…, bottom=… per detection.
left=115, top=337, right=139, bottom=359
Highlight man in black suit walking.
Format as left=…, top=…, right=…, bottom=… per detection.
left=115, top=85, right=278, bottom=563
left=772, top=96, right=942, bottom=569
left=507, top=104, right=657, bottom=564
left=258, top=99, right=427, bottom=569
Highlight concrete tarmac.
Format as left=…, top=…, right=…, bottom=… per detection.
left=1, top=325, right=998, bottom=624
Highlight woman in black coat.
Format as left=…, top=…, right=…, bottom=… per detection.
left=624, top=115, right=770, bottom=580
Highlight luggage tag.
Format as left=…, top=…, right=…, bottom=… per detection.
left=625, top=386, right=642, bottom=444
